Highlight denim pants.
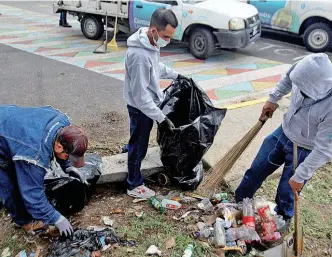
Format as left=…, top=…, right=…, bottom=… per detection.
left=235, top=126, right=311, bottom=219
left=0, top=165, right=33, bottom=226
left=60, top=11, right=67, bottom=22
left=127, top=105, right=154, bottom=190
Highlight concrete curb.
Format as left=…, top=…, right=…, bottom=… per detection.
left=98, top=147, right=163, bottom=184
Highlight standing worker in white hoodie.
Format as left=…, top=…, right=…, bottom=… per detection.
left=123, top=9, right=187, bottom=198
left=235, top=53, right=332, bottom=226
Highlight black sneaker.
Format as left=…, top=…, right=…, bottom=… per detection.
left=62, top=22, right=72, bottom=28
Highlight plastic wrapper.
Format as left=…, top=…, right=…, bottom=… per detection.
left=45, top=155, right=102, bottom=215
left=157, top=78, right=227, bottom=190
left=226, top=226, right=261, bottom=242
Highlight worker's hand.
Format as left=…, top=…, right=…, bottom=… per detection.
left=289, top=176, right=304, bottom=200
left=259, top=101, right=279, bottom=122
left=66, top=167, right=86, bottom=184
left=159, top=117, right=175, bottom=134
left=177, top=74, right=189, bottom=81
left=55, top=215, right=73, bottom=238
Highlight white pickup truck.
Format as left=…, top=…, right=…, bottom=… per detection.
left=54, top=0, right=261, bottom=59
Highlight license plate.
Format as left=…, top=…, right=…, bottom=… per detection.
left=253, top=25, right=258, bottom=35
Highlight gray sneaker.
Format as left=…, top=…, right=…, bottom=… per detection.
left=127, top=185, right=156, bottom=199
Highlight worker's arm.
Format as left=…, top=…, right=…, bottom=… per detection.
left=14, top=160, right=61, bottom=224
left=293, top=111, right=332, bottom=184
left=268, top=63, right=297, bottom=103
left=158, top=62, right=178, bottom=80
left=129, top=57, right=166, bottom=123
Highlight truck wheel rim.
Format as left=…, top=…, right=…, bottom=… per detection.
left=84, top=19, right=97, bottom=37
left=309, top=29, right=328, bottom=49
left=194, top=35, right=205, bottom=52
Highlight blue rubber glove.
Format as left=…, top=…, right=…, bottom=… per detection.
left=55, top=215, right=73, bottom=237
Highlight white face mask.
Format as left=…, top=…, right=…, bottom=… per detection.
left=152, top=30, right=170, bottom=48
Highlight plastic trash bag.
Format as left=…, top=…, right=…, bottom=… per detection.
left=157, top=78, right=227, bottom=190
left=45, top=155, right=102, bottom=215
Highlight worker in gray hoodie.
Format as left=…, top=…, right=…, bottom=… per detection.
left=123, top=9, right=187, bottom=198
left=236, top=53, right=332, bottom=225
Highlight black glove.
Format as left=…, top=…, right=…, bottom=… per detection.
left=160, top=117, right=175, bottom=134
left=177, top=74, right=189, bottom=81
left=65, top=167, right=86, bottom=184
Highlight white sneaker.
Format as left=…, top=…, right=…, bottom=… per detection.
left=127, top=185, right=156, bottom=199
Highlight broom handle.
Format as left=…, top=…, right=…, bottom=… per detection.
left=293, top=143, right=300, bottom=256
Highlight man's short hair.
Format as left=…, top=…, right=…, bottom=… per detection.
left=150, top=8, right=178, bottom=31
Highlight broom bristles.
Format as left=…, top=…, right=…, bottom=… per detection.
left=196, top=120, right=265, bottom=196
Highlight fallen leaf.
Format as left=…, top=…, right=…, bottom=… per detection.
left=133, top=198, right=148, bottom=203
left=201, top=215, right=217, bottom=226
left=114, top=198, right=123, bottom=203
left=135, top=212, right=144, bottom=218
left=165, top=237, right=176, bottom=249
left=110, top=208, right=124, bottom=214
left=214, top=248, right=225, bottom=257
left=126, top=249, right=134, bottom=253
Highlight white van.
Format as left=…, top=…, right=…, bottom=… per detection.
left=246, top=0, right=332, bottom=52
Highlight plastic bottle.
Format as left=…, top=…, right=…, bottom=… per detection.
left=161, top=199, right=182, bottom=210
left=193, top=227, right=214, bottom=239
left=242, top=198, right=255, bottom=228
left=273, top=215, right=286, bottom=230
left=197, top=198, right=214, bottom=212
left=182, top=244, right=194, bottom=257
left=214, top=218, right=226, bottom=248
left=149, top=196, right=166, bottom=213
left=226, top=226, right=260, bottom=242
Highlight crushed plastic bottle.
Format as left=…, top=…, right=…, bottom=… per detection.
left=197, top=198, right=214, bottom=212
left=242, top=198, right=255, bottom=228
left=149, top=197, right=166, bottom=213
left=273, top=215, right=286, bottom=230
left=182, top=244, right=194, bottom=257
left=214, top=218, right=226, bottom=248
left=226, top=226, right=261, bottom=242
left=194, top=227, right=214, bottom=239
left=161, top=199, right=182, bottom=210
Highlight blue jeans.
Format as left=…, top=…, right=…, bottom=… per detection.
left=127, top=106, right=154, bottom=190
left=60, top=11, right=66, bottom=22
left=235, top=126, right=311, bottom=219
left=0, top=165, right=33, bottom=226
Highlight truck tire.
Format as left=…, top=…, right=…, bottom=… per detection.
left=303, top=23, right=332, bottom=53
left=81, top=15, right=104, bottom=40
left=189, top=27, right=216, bottom=60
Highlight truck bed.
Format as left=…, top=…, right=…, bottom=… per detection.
left=53, top=0, right=129, bottom=19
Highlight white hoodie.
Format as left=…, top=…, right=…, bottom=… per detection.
left=123, top=27, right=178, bottom=123
left=268, top=53, right=332, bottom=183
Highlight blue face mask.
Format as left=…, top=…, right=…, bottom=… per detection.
left=152, top=30, right=170, bottom=48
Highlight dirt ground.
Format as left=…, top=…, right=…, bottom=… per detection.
left=0, top=115, right=331, bottom=256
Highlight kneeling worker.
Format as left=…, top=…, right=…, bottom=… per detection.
left=0, top=105, right=88, bottom=237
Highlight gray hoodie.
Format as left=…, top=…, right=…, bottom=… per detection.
left=123, top=27, right=178, bottom=123
left=268, top=53, right=332, bottom=183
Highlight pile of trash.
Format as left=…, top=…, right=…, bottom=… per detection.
left=149, top=191, right=287, bottom=256
left=47, top=228, right=135, bottom=257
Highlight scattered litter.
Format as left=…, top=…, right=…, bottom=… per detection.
left=102, top=216, right=114, bottom=226
left=201, top=215, right=217, bottom=226
left=182, top=244, right=194, bottom=257
left=172, top=210, right=200, bottom=221
left=165, top=237, right=176, bottom=249
left=222, top=207, right=235, bottom=228
left=197, top=198, right=214, bottom=212
left=135, top=212, right=144, bottom=218
left=15, top=251, right=27, bottom=257
left=47, top=228, right=135, bottom=257
left=145, top=245, right=162, bottom=256
left=161, top=199, right=182, bottom=210
left=226, top=226, right=260, bottom=241
left=110, top=208, right=124, bottom=214
left=126, top=249, right=134, bottom=253
left=1, top=248, right=11, bottom=257
left=149, top=196, right=166, bottom=213
left=133, top=198, right=148, bottom=203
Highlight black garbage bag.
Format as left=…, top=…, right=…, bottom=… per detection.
left=157, top=78, right=227, bottom=190
left=48, top=228, right=136, bottom=257
left=45, top=154, right=102, bottom=215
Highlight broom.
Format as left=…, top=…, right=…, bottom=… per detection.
left=195, top=117, right=269, bottom=196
